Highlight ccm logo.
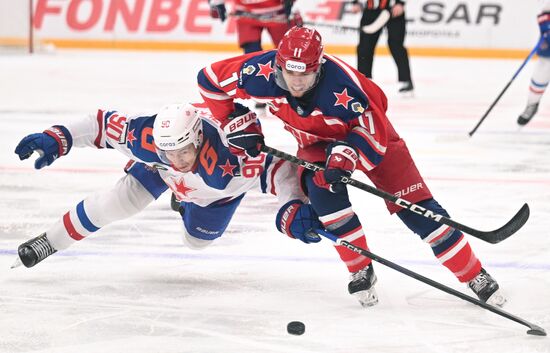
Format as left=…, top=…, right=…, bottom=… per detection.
left=285, top=60, right=306, bottom=72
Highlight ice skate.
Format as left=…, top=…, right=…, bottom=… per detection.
left=348, top=264, right=378, bottom=307
left=398, top=81, right=414, bottom=97
left=517, top=103, right=539, bottom=126
left=14, top=233, right=57, bottom=268
left=468, top=268, right=506, bottom=307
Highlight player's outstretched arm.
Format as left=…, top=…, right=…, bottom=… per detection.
left=14, top=125, right=72, bottom=169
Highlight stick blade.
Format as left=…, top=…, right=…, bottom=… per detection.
left=483, top=203, right=530, bottom=244
left=527, top=324, right=547, bottom=336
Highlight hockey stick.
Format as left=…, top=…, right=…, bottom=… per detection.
left=468, top=36, right=544, bottom=137
left=304, top=9, right=390, bottom=34
left=315, top=228, right=546, bottom=336
left=302, top=21, right=360, bottom=33
left=260, top=145, right=530, bottom=244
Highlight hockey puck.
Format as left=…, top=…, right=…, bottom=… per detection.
left=287, top=321, right=305, bottom=335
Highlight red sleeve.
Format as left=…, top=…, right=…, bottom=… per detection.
left=197, top=53, right=257, bottom=121
left=346, top=76, right=390, bottom=171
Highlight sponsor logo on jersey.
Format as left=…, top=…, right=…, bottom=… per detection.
left=243, top=65, right=256, bottom=75
left=352, top=102, right=365, bottom=113
left=285, top=60, right=306, bottom=72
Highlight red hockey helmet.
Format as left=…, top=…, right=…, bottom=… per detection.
left=276, top=26, right=324, bottom=73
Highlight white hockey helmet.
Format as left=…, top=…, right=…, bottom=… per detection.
left=153, top=103, right=203, bottom=162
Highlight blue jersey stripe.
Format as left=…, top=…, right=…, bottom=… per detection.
left=77, top=201, right=100, bottom=232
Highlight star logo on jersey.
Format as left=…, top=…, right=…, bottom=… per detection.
left=334, top=88, right=354, bottom=109
left=126, top=128, right=137, bottom=147
left=172, top=178, right=196, bottom=198
left=218, top=159, right=237, bottom=177
left=256, top=62, right=274, bottom=81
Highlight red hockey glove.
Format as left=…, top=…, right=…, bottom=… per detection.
left=313, top=141, right=358, bottom=193
left=222, top=103, right=264, bottom=158
left=276, top=200, right=322, bottom=244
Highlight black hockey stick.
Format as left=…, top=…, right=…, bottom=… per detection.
left=315, top=228, right=546, bottom=336
left=304, top=12, right=390, bottom=34
left=468, top=36, right=544, bottom=137
left=302, top=21, right=361, bottom=33
left=260, top=145, right=529, bottom=244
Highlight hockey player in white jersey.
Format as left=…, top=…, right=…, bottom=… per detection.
left=518, top=0, right=550, bottom=125
left=13, top=102, right=322, bottom=268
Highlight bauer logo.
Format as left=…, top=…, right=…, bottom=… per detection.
left=285, top=60, right=306, bottom=72
left=159, top=142, right=176, bottom=147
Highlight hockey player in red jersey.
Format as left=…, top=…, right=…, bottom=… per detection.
left=13, top=103, right=320, bottom=268
left=209, top=0, right=301, bottom=54
left=197, top=26, right=506, bottom=308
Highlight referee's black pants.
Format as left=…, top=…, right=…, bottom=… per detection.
left=357, top=9, right=412, bottom=83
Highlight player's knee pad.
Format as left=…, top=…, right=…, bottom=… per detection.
left=242, top=41, right=262, bottom=53
left=396, top=198, right=450, bottom=239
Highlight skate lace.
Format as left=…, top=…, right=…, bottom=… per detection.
left=29, top=236, right=55, bottom=261
left=350, top=268, right=369, bottom=283
left=469, top=274, right=489, bottom=293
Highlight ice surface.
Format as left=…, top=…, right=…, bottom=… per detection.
left=1, top=50, right=549, bottom=353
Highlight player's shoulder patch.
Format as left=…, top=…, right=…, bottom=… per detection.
left=351, top=101, right=365, bottom=113
left=238, top=51, right=282, bottom=98
left=317, top=59, right=370, bottom=118
left=240, top=51, right=277, bottom=82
